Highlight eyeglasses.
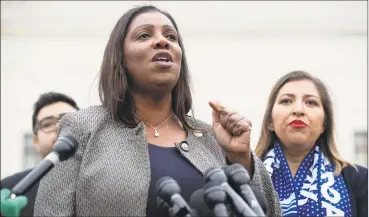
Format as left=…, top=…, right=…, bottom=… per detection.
left=34, top=113, right=67, bottom=134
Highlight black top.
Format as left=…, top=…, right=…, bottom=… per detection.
left=1, top=168, right=38, bottom=217
left=146, top=143, right=204, bottom=217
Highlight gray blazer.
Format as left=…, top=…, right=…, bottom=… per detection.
left=34, top=105, right=281, bottom=216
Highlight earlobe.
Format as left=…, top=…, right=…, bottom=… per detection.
left=321, top=121, right=325, bottom=134
left=268, top=123, right=274, bottom=131
left=32, top=135, right=40, bottom=152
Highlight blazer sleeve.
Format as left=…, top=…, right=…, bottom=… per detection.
left=355, top=165, right=368, bottom=217
left=249, top=152, right=282, bottom=217
left=34, top=112, right=88, bottom=216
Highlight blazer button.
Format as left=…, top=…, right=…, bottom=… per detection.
left=180, top=141, right=189, bottom=152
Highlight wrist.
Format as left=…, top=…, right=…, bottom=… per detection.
left=226, top=151, right=253, bottom=175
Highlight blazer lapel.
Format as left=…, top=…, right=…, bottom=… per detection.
left=175, top=128, right=225, bottom=175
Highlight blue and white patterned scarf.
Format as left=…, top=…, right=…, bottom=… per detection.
left=263, top=141, right=352, bottom=216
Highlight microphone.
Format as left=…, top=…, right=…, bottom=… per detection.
left=189, top=189, right=214, bottom=217
left=10, top=134, right=78, bottom=197
left=204, top=167, right=257, bottom=217
left=157, top=197, right=171, bottom=210
left=156, top=176, right=193, bottom=217
left=203, top=180, right=229, bottom=217
left=224, top=164, right=266, bottom=216
left=250, top=186, right=268, bottom=215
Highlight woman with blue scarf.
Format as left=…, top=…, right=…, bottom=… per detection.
left=255, top=71, right=367, bottom=217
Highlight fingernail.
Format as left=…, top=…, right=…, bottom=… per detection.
left=216, top=104, right=225, bottom=112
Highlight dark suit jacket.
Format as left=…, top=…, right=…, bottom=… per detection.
left=342, top=164, right=368, bottom=217
left=1, top=168, right=38, bottom=217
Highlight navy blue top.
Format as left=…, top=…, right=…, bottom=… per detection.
left=146, top=143, right=204, bottom=217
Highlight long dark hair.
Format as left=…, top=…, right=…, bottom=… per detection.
left=98, top=5, right=196, bottom=130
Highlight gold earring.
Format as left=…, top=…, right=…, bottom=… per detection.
left=267, top=124, right=274, bottom=131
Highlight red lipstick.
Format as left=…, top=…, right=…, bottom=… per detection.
left=289, top=120, right=307, bottom=128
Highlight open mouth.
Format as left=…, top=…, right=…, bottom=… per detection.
left=152, top=52, right=173, bottom=63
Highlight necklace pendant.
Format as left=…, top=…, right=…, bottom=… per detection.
left=154, top=129, right=159, bottom=137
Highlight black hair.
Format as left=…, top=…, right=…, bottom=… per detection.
left=32, top=92, right=79, bottom=133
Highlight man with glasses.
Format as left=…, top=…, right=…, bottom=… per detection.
left=1, top=92, right=79, bottom=217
